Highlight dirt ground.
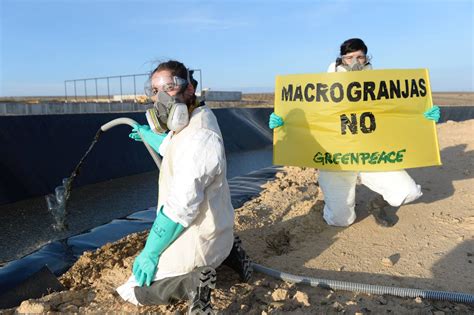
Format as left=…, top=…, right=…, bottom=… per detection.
left=429, top=93, right=474, bottom=106
left=2, top=119, right=474, bottom=314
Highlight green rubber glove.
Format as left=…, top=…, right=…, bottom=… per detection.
left=129, top=124, right=167, bottom=154
left=269, top=112, right=284, bottom=129
left=133, top=207, right=184, bottom=286
left=423, top=105, right=440, bottom=123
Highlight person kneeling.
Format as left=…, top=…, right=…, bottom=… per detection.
left=117, top=60, right=251, bottom=314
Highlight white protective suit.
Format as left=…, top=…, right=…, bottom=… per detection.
left=118, top=104, right=234, bottom=304
left=319, top=62, right=423, bottom=226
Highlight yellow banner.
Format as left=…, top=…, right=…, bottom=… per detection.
left=273, top=69, right=441, bottom=171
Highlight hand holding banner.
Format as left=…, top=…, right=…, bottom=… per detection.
left=273, top=69, right=441, bottom=171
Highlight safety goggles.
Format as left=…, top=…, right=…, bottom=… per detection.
left=341, top=54, right=369, bottom=64
left=145, top=75, right=188, bottom=97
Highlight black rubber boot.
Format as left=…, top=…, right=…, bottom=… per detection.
left=368, top=194, right=395, bottom=227
left=222, top=236, right=253, bottom=282
left=134, top=266, right=216, bottom=315
left=188, top=266, right=216, bottom=315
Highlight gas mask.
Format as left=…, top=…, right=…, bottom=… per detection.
left=146, top=91, right=189, bottom=134
left=145, top=71, right=192, bottom=134
left=336, top=58, right=372, bottom=72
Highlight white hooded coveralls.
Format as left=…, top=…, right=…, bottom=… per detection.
left=158, top=105, right=234, bottom=272
left=118, top=105, right=234, bottom=303
left=319, top=62, right=423, bottom=226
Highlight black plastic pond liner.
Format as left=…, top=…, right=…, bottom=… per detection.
left=0, top=106, right=474, bottom=205
left=0, top=166, right=281, bottom=308
left=0, top=108, right=273, bottom=205
left=3, top=106, right=471, bottom=205
left=438, top=105, right=474, bottom=123
left=0, top=266, right=64, bottom=309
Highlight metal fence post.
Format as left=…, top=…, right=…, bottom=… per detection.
left=84, top=79, right=87, bottom=102
left=133, top=75, right=137, bottom=103
left=64, top=81, right=68, bottom=103
left=95, top=78, right=98, bottom=102
left=107, top=77, right=110, bottom=103
left=119, top=76, right=123, bottom=103
left=74, top=80, right=77, bottom=102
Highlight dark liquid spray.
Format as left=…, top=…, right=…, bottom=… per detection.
left=45, top=129, right=103, bottom=230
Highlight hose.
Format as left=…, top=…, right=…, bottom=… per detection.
left=100, top=118, right=162, bottom=169
left=252, top=263, right=474, bottom=305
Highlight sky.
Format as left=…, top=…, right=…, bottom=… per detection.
left=0, top=0, right=473, bottom=97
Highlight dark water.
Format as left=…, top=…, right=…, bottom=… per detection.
left=45, top=129, right=103, bottom=231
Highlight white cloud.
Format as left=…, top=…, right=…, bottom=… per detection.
left=130, top=13, right=250, bottom=31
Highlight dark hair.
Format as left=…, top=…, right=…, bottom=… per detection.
left=340, top=38, right=368, bottom=55
left=335, top=38, right=368, bottom=66
left=151, top=60, right=198, bottom=90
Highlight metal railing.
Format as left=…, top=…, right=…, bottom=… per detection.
left=64, top=70, right=202, bottom=103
